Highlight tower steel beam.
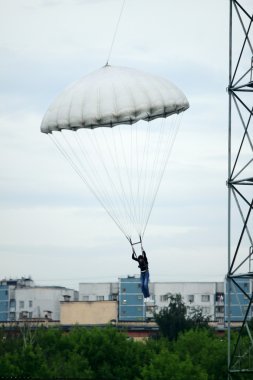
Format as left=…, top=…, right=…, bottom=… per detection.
left=227, top=0, right=253, bottom=378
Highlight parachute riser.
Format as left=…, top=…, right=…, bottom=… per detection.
left=129, top=235, right=143, bottom=249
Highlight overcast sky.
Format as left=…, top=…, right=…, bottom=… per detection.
left=0, top=0, right=251, bottom=290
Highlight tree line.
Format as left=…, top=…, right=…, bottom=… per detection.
left=0, top=293, right=250, bottom=379
left=0, top=326, right=227, bottom=379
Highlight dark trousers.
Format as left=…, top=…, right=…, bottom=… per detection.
left=141, top=270, right=150, bottom=298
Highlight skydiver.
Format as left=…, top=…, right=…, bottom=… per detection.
left=132, top=246, right=150, bottom=301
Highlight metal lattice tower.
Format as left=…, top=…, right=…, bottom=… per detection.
left=227, top=0, right=253, bottom=378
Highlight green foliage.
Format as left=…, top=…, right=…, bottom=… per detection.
left=187, top=306, right=210, bottom=329
left=140, top=349, right=208, bottom=380
left=154, top=293, right=189, bottom=340
left=64, top=326, right=150, bottom=380
left=0, top=352, right=22, bottom=377
left=154, top=293, right=210, bottom=340
left=0, top=324, right=229, bottom=379
left=174, top=329, right=227, bottom=380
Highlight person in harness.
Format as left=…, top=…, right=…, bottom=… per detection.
left=132, top=246, right=150, bottom=301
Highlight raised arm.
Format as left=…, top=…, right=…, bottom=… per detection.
left=142, top=249, right=148, bottom=264
left=132, top=249, right=138, bottom=262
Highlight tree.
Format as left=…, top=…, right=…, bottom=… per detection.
left=140, top=349, right=208, bottom=380
left=187, top=306, right=210, bottom=329
left=154, top=293, right=210, bottom=340
left=154, top=293, right=190, bottom=340
left=0, top=324, right=230, bottom=379
left=174, top=329, right=227, bottom=380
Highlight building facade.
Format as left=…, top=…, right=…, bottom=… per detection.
left=79, top=282, right=118, bottom=302
left=0, top=283, right=9, bottom=321
left=79, top=278, right=225, bottom=323
left=0, top=277, right=78, bottom=322
left=15, top=286, right=78, bottom=321
left=0, top=278, right=34, bottom=322
left=61, top=301, right=118, bottom=325
left=152, top=281, right=224, bottom=321
left=225, top=277, right=253, bottom=322
left=118, top=276, right=145, bottom=321
left=3, top=276, right=252, bottom=324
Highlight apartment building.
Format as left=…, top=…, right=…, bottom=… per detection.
left=79, top=277, right=225, bottom=322
left=225, top=277, right=253, bottom=322
left=0, top=277, right=78, bottom=322
left=3, top=276, right=252, bottom=324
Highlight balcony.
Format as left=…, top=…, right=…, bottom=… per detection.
left=215, top=300, right=224, bottom=306
left=215, top=312, right=224, bottom=319
left=215, top=293, right=224, bottom=306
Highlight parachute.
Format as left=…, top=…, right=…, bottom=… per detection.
left=41, top=64, right=189, bottom=244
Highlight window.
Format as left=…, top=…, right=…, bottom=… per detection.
left=96, top=296, right=104, bottom=301
left=19, top=311, right=28, bottom=319
left=9, top=312, right=15, bottom=321
left=201, top=295, right=210, bottom=302
left=82, top=296, right=89, bottom=301
left=202, top=307, right=210, bottom=314
left=19, top=301, right=24, bottom=309
left=29, top=312, right=33, bottom=318
left=109, top=294, right=117, bottom=301
left=216, top=293, right=224, bottom=302
left=243, top=306, right=248, bottom=313
left=188, top=295, right=194, bottom=303
left=160, top=295, right=168, bottom=302
left=29, top=300, right=33, bottom=308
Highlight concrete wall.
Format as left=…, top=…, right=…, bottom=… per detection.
left=78, top=280, right=225, bottom=321
left=0, top=285, right=8, bottom=321
left=60, top=301, right=118, bottom=325
left=15, top=287, right=78, bottom=321
left=118, top=276, right=145, bottom=321
left=153, top=282, right=220, bottom=319
left=79, top=283, right=118, bottom=301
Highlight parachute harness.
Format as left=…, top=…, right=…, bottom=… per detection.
left=129, top=235, right=143, bottom=256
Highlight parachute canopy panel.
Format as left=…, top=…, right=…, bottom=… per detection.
left=41, top=65, right=189, bottom=133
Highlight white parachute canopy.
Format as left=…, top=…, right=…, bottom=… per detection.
left=41, top=65, right=189, bottom=242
